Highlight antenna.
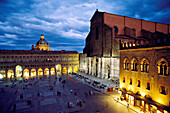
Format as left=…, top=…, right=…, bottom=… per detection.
left=96, top=1, right=98, bottom=11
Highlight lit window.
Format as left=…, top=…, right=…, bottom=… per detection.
left=123, top=58, right=129, bottom=70
left=131, top=58, right=138, bottom=71
left=129, top=78, right=132, bottom=85
left=141, top=58, right=149, bottom=73
left=137, top=80, right=140, bottom=87
left=157, top=58, right=168, bottom=76
left=146, top=82, right=150, bottom=90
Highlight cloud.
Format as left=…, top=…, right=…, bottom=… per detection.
left=0, top=0, right=170, bottom=53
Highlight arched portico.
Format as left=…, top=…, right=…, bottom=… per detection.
left=51, top=68, right=55, bottom=75
left=31, top=69, right=36, bottom=76
left=16, top=65, right=23, bottom=77
left=73, top=66, right=78, bottom=73
left=44, top=68, right=49, bottom=75
left=68, top=67, right=72, bottom=74
left=0, top=70, right=5, bottom=79
left=56, top=64, right=61, bottom=75
left=7, top=70, right=14, bottom=78
left=38, top=68, right=43, bottom=76
left=23, top=69, right=29, bottom=77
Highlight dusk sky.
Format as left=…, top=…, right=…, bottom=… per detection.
left=0, top=0, right=170, bottom=53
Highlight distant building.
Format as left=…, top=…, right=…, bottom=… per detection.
left=119, top=37, right=170, bottom=112
left=0, top=34, right=79, bottom=79
left=80, top=9, right=170, bottom=82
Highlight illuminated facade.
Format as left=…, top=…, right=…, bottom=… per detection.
left=80, top=9, right=170, bottom=82
left=0, top=34, right=79, bottom=80
left=119, top=38, right=170, bottom=112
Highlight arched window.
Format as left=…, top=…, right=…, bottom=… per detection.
left=131, top=58, right=138, bottom=71
left=141, top=58, right=149, bottom=73
left=157, top=58, right=168, bottom=76
left=123, top=58, right=129, bottom=70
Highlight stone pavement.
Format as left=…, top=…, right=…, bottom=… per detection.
left=75, top=72, right=145, bottom=113
left=75, top=72, right=119, bottom=92
left=0, top=76, right=85, bottom=113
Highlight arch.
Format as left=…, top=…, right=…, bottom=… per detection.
left=56, top=64, right=61, bottom=75
left=44, top=68, right=49, bottom=75
left=23, top=69, right=29, bottom=77
left=131, top=57, right=138, bottom=71
left=38, top=68, right=43, bottom=76
left=63, top=67, right=67, bottom=74
left=51, top=68, right=55, bottom=75
left=68, top=67, right=72, bottom=74
left=0, top=70, right=6, bottom=79
left=123, top=57, right=129, bottom=70
left=16, top=65, right=23, bottom=77
left=7, top=70, right=14, bottom=78
left=73, top=66, right=78, bottom=73
left=31, top=69, right=36, bottom=76
left=157, top=58, right=168, bottom=76
left=140, top=58, right=149, bottom=72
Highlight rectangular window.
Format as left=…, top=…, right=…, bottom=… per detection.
left=130, top=78, right=132, bottom=85
left=160, top=86, right=166, bottom=95
left=123, top=77, right=125, bottom=83
left=146, top=82, right=150, bottom=90
left=137, top=80, right=140, bottom=87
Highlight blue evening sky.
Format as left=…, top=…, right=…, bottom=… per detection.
left=0, top=0, right=170, bottom=53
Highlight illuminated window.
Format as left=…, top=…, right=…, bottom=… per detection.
left=129, top=78, right=132, bottom=85
left=141, top=58, right=149, bottom=73
left=146, top=82, right=150, bottom=90
left=131, top=58, right=138, bottom=71
left=157, top=58, right=168, bottom=76
left=123, top=58, right=129, bottom=70
left=123, top=77, right=125, bottom=83
left=159, top=86, right=167, bottom=95
left=137, top=80, right=140, bottom=87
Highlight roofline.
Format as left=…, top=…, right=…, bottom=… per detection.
left=91, top=10, right=169, bottom=25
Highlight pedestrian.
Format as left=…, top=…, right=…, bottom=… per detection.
left=63, top=84, right=64, bottom=88
left=13, top=104, right=16, bottom=111
left=84, top=92, right=88, bottom=96
left=127, top=103, right=129, bottom=108
left=37, top=92, right=40, bottom=96
left=89, top=91, right=91, bottom=95
left=71, top=89, right=73, bottom=93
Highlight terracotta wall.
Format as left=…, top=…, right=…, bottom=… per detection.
left=104, top=13, right=124, bottom=35
left=104, top=12, right=169, bottom=37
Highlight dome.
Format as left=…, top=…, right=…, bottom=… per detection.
left=35, top=34, right=50, bottom=51
left=36, top=39, right=49, bottom=46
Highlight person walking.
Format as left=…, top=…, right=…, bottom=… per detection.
left=13, top=104, right=16, bottom=111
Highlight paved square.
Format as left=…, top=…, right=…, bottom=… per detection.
left=40, top=98, right=57, bottom=105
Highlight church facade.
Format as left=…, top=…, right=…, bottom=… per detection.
left=0, top=34, right=79, bottom=80
left=80, top=10, right=170, bottom=81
